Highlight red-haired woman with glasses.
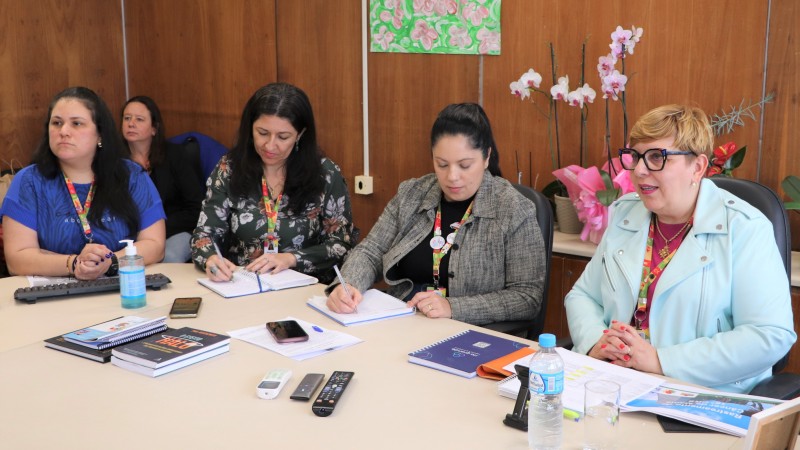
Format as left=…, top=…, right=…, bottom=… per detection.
left=566, top=104, right=795, bottom=394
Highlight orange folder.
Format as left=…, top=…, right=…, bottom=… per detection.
left=476, top=346, right=535, bottom=380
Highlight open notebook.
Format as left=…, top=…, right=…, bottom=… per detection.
left=198, top=269, right=317, bottom=298
left=306, top=289, right=415, bottom=326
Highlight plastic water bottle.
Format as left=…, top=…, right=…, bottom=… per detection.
left=528, top=333, right=563, bottom=450
left=119, top=239, right=146, bottom=309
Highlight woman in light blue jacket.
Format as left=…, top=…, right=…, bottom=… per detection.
left=566, top=105, right=796, bottom=394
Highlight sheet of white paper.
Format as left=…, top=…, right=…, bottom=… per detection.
left=228, top=317, right=362, bottom=361
left=502, top=347, right=663, bottom=414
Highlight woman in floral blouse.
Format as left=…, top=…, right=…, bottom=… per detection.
left=190, top=83, right=356, bottom=283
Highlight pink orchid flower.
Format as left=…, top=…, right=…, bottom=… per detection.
left=597, top=54, right=616, bottom=77
left=550, top=76, right=569, bottom=102
left=411, top=20, right=439, bottom=50
left=520, top=68, right=542, bottom=89
left=509, top=80, right=529, bottom=100
left=601, top=70, right=627, bottom=100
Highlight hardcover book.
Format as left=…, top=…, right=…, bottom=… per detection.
left=111, top=327, right=230, bottom=369
left=111, top=345, right=229, bottom=377
left=198, top=269, right=317, bottom=298
left=408, top=329, right=527, bottom=378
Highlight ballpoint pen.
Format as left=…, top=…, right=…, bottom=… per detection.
left=212, top=242, right=235, bottom=282
left=333, top=264, right=358, bottom=313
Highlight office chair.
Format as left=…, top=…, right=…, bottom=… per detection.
left=710, top=177, right=799, bottom=399
left=168, top=132, right=229, bottom=187
left=481, top=184, right=553, bottom=341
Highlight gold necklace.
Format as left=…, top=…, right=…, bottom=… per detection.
left=655, top=218, right=691, bottom=259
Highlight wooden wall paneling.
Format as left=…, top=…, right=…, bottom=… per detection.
left=764, top=0, right=800, bottom=249
left=124, top=0, right=278, bottom=149
left=274, top=0, right=365, bottom=234
left=0, top=0, right=125, bottom=167
left=485, top=0, right=773, bottom=189
left=363, top=52, right=480, bottom=235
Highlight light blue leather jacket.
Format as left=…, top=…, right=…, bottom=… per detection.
left=566, top=179, right=796, bottom=393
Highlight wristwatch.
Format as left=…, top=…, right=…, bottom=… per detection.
left=105, top=253, right=119, bottom=277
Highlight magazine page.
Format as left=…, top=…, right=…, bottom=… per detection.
left=623, top=382, right=784, bottom=437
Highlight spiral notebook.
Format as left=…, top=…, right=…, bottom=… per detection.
left=407, top=329, right=527, bottom=378
left=198, top=268, right=318, bottom=298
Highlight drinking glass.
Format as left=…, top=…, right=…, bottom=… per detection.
left=583, top=379, right=621, bottom=450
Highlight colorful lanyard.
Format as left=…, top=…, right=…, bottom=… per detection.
left=64, top=175, right=96, bottom=243
left=261, top=177, right=282, bottom=253
left=430, top=201, right=473, bottom=289
left=635, top=216, right=693, bottom=338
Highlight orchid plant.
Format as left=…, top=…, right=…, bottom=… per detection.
left=510, top=42, right=596, bottom=198
left=509, top=26, right=642, bottom=243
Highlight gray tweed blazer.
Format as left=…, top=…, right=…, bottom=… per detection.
left=334, top=172, right=546, bottom=325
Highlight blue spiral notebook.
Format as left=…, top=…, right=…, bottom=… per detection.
left=408, top=329, right=528, bottom=378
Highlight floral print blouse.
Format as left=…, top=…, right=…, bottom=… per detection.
left=191, top=156, right=356, bottom=283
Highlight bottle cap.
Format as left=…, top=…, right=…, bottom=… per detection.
left=538, top=333, right=556, bottom=348
left=119, top=239, right=137, bottom=256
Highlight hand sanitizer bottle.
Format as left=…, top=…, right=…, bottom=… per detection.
left=119, top=239, right=146, bottom=309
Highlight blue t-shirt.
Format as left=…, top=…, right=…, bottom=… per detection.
left=0, top=160, right=165, bottom=254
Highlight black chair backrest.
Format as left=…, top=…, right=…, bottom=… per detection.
left=479, top=184, right=553, bottom=340
left=513, top=184, right=554, bottom=338
left=710, top=177, right=792, bottom=372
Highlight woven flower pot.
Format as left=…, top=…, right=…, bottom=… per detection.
left=554, top=194, right=582, bottom=234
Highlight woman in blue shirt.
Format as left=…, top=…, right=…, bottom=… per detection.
left=1, top=86, right=165, bottom=280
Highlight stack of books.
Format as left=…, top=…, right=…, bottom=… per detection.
left=44, top=316, right=168, bottom=363
left=111, top=327, right=230, bottom=377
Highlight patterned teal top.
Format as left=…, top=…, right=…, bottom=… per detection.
left=190, top=156, right=356, bottom=283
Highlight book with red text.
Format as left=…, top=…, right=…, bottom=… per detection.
left=111, top=327, right=229, bottom=369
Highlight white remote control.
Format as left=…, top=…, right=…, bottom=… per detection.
left=256, top=369, right=293, bottom=399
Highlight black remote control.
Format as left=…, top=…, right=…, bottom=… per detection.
left=312, top=371, right=354, bottom=417
left=290, top=373, right=325, bottom=401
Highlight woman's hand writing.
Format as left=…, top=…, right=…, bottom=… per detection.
left=326, top=284, right=363, bottom=313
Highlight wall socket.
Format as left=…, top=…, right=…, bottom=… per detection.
left=354, top=175, right=373, bottom=195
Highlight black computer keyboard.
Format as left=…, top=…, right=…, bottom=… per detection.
left=14, top=273, right=172, bottom=304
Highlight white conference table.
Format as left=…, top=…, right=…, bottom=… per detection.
left=0, top=264, right=755, bottom=449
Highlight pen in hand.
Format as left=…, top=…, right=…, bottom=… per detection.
left=333, top=264, right=358, bottom=313
left=211, top=242, right=233, bottom=282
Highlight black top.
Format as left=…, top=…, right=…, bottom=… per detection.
left=149, top=141, right=205, bottom=238
left=395, top=195, right=474, bottom=291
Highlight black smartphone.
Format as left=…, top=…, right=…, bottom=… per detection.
left=169, top=297, right=202, bottom=318
left=266, top=320, right=309, bottom=343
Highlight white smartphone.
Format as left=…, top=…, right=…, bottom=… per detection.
left=256, top=369, right=293, bottom=400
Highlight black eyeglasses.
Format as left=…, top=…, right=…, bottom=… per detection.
left=618, top=148, right=695, bottom=171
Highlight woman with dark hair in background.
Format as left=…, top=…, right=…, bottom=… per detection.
left=1, top=86, right=165, bottom=280
left=121, top=95, right=204, bottom=262
left=326, top=103, right=546, bottom=325
left=191, top=82, right=355, bottom=283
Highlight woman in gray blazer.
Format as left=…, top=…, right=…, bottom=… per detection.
left=326, top=103, right=546, bottom=325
